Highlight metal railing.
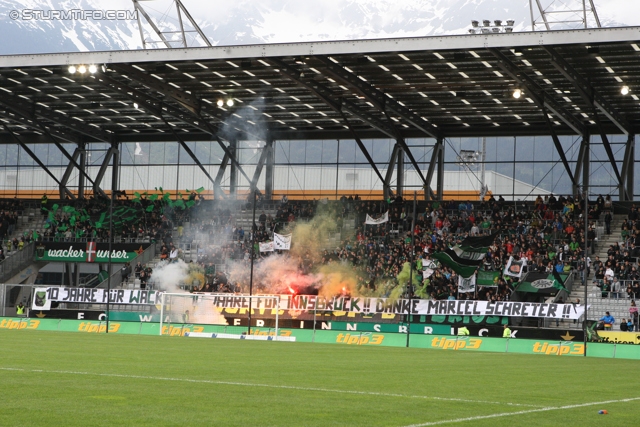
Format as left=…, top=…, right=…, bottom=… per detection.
left=0, top=242, right=36, bottom=283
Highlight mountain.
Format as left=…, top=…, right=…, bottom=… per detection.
left=0, top=0, right=633, bottom=55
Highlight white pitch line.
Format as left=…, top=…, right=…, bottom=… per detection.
left=402, top=396, right=640, bottom=427
left=0, top=367, right=540, bottom=407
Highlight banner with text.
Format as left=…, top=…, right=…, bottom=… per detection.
left=207, top=295, right=586, bottom=320
left=35, top=242, right=150, bottom=263
left=32, top=287, right=159, bottom=310
left=365, top=211, right=389, bottom=225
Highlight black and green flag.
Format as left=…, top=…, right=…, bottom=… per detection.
left=514, top=272, right=568, bottom=294
left=431, top=233, right=496, bottom=279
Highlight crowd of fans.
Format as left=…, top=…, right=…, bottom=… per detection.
left=4, top=190, right=638, bottom=313
left=171, top=193, right=607, bottom=305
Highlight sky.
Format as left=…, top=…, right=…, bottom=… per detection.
left=100, top=0, right=640, bottom=29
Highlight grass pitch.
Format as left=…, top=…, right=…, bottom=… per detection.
left=0, top=329, right=638, bottom=427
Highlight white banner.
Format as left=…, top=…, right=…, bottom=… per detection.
left=365, top=211, right=389, bottom=225
left=458, top=275, right=476, bottom=293
left=273, top=233, right=292, bottom=250
left=208, top=295, right=587, bottom=320
left=504, top=256, right=527, bottom=278
left=259, top=241, right=274, bottom=252
left=32, top=287, right=159, bottom=310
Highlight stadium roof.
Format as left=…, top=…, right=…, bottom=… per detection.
left=0, top=25, right=640, bottom=146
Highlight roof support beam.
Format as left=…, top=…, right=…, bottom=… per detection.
left=92, top=73, right=254, bottom=191
left=111, top=64, right=201, bottom=114
left=591, top=113, right=628, bottom=200
left=621, top=134, right=635, bottom=201
left=488, top=48, right=586, bottom=136
left=158, top=115, right=226, bottom=196
left=59, top=146, right=82, bottom=200
left=543, top=46, right=631, bottom=135
left=132, top=0, right=173, bottom=49
left=425, top=138, right=444, bottom=201
left=2, top=123, right=75, bottom=200
left=340, top=113, right=389, bottom=195
left=543, top=46, right=628, bottom=197
left=436, top=141, right=445, bottom=201
left=250, top=144, right=269, bottom=192
left=264, top=137, right=275, bottom=201
left=384, top=144, right=399, bottom=200
left=540, top=102, right=577, bottom=187
left=314, top=56, right=442, bottom=139
left=269, top=58, right=398, bottom=139
left=0, top=94, right=106, bottom=195
left=93, top=145, right=117, bottom=197
left=271, top=58, right=436, bottom=196
left=574, top=135, right=589, bottom=198
left=294, top=57, right=434, bottom=196
left=0, top=92, right=114, bottom=144
left=214, top=152, right=230, bottom=200
left=396, top=145, right=404, bottom=199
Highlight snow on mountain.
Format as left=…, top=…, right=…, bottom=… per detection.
left=0, top=0, right=637, bottom=55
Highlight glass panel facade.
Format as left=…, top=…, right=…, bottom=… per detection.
left=0, top=134, right=635, bottom=200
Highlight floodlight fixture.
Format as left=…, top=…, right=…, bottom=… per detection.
left=88, top=64, right=97, bottom=74
left=78, top=65, right=87, bottom=74
left=513, top=89, right=522, bottom=99
left=621, top=85, right=630, bottom=95
left=68, top=65, right=77, bottom=74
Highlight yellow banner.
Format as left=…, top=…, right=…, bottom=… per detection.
left=599, top=331, right=640, bottom=345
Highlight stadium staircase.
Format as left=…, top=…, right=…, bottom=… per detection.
left=553, top=214, right=631, bottom=329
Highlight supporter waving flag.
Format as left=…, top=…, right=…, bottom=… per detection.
left=432, top=233, right=498, bottom=279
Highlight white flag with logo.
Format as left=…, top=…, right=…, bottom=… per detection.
left=504, top=256, right=527, bottom=279
left=273, top=233, right=292, bottom=250
left=32, top=287, right=51, bottom=311
left=458, top=274, right=476, bottom=293
left=365, top=211, right=389, bottom=225
left=259, top=241, right=274, bottom=252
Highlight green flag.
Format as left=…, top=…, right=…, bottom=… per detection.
left=33, top=231, right=39, bottom=240
left=150, top=194, right=158, bottom=201
left=146, top=205, right=154, bottom=212
left=186, top=200, right=195, bottom=208
left=514, top=272, right=567, bottom=294
left=477, top=270, right=500, bottom=286
left=196, top=187, right=205, bottom=193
